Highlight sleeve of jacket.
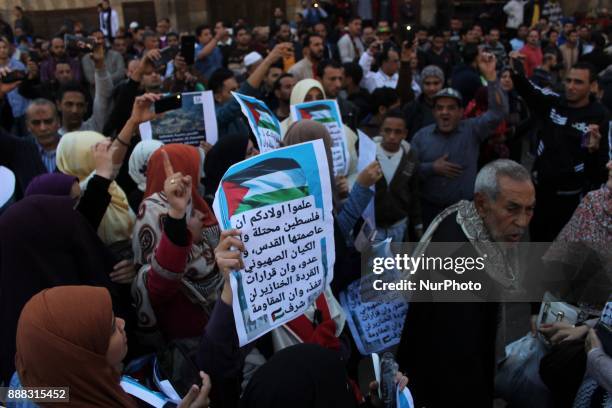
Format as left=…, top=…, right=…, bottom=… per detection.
left=103, top=78, right=140, bottom=136
left=76, top=175, right=112, bottom=230
left=81, top=55, right=96, bottom=85
left=511, top=70, right=559, bottom=116
left=85, top=68, right=113, bottom=132
left=146, top=217, right=192, bottom=306
left=110, top=52, right=126, bottom=85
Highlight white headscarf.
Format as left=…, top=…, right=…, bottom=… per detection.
left=128, top=140, right=164, bottom=192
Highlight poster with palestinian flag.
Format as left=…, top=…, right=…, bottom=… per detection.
left=212, top=140, right=335, bottom=346
left=291, top=100, right=350, bottom=177
left=232, top=92, right=281, bottom=153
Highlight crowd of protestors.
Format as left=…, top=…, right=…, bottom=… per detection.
left=0, top=0, right=611, bottom=406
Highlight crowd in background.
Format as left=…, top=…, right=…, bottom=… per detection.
left=0, top=0, right=611, bottom=406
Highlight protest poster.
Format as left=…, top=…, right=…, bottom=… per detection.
left=212, top=140, right=335, bottom=346
left=139, top=91, right=218, bottom=145
left=290, top=100, right=350, bottom=177
left=232, top=92, right=282, bottom=153
left=354, top=130, right=377, bottom=249
left=340, top=238, right=408, bottom=355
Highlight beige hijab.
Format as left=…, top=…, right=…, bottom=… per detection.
left=56, top=131, right=134, bottom=244
left=280, top=79, right=326, bottom=135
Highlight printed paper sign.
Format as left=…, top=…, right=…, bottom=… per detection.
left=340, top=239, right=408, bottom=354
left=140, top=91, right=218, bottom=145
left=213, top=140, right=335, bottom=346
left=232, top=92, right=282, bottom=153
left=291, top=100, right=350, bottom=177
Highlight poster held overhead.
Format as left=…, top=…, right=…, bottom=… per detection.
left=139, top=91, right=218, bottom=145
left=232, top=92, right=282, bottom=153
left=212, top=140, right=335, bottom=346
left=290, top=100, right=350, bottom=177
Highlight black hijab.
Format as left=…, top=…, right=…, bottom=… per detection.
left=241, top=343, right=357, bottom=408
left=203, top=133, right=250, bottom=200
left=0, top=195, right=116, bottom=383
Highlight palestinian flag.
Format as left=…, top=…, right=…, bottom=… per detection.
left=299, top=104, right=336, bottom=124
left=243, top=99, right=278, bottom=132
left=222, top=158, right=310, bottom=217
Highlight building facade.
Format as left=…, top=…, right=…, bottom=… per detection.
left=0, top=0, right=608, bottom=38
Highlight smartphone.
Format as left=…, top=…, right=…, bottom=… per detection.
left=154, top=93, right=182, bottom=114
left=64, top=34, right=95, bottom=52
left=1, top=70, right=26, bottom=84
left=401, top=24, right=414, bottom=44
left=180, top=35, right=196, bottom=65
left=154, top=46, right=179, bottom=68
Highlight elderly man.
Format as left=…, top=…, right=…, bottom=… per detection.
left=412, top=52, right=508, bottom=227
left=397, top=159, right=536, bottom=408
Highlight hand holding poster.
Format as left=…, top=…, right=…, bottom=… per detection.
left=212, top=140, right=335, bottom=346
left=139, top=91, right=218, bottom=145
left=291, top=100, right=350, bottom=177
left=232, top=92, right=282, bottom=153
left=354, top=129, right=377, bottom=249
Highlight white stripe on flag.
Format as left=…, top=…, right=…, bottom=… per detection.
left=241, top=168, right=307, bottom=199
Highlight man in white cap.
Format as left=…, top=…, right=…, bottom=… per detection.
left=243, top=51, right=263, bottom=79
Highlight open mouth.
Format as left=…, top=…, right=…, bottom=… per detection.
left=507, top=233, right=522, bottom=242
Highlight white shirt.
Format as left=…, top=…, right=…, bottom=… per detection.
left=358, top=52, right=421, bottom=96
left=376, top=144, right=403, bottom=185
left=359, top=52, right=398, bottom=93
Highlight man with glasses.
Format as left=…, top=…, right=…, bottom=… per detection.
left=411, top=52, right=507, bottom=228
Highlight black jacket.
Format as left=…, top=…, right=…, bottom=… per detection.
left=374, top=141, right=422, bottom=231
left=403, top=93, right=436, bottom=140
left=0, top=129, right=46, bottom=200
left=512, top=72, right=610, bottom=192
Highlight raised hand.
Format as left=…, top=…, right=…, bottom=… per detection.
left=91, top=137, right=116, bottom=179
left=91, top=37, right=106, bottom=68
left=477, top=51, right=497, bottom=81
left=214, top=228, right=245, bottom=305
left=268, top=42, right=293, bottom=62
left=586, top=124, right=601, bottom=153
left=129, top=93, right=161, bottom=125
left=162, top=149, right=192, bottom=219
left=357, top=160, right=383, bottom=187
